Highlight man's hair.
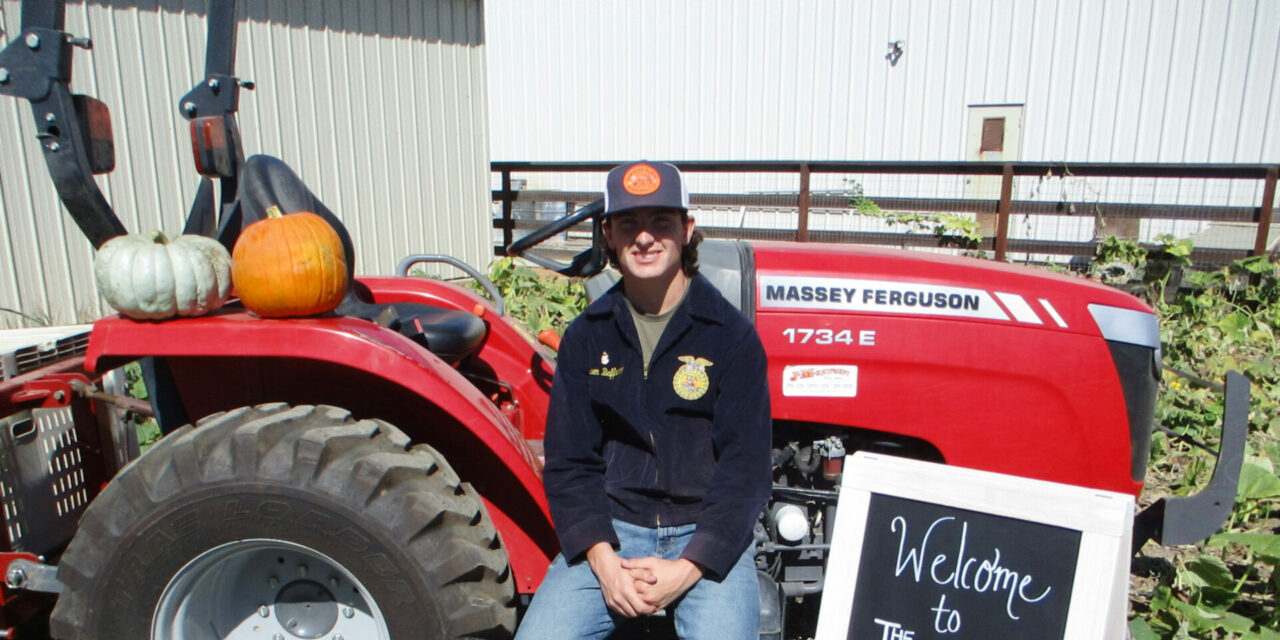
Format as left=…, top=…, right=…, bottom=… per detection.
left=603, top=212, right=702, bottom=278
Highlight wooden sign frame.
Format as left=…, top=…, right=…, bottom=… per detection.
left=816, top=452, right=1135, bottom=640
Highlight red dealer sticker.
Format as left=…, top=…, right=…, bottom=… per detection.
left=782, top=364, right=859, bottom=397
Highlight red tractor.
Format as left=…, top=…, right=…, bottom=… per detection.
left=0, top=1, right=1246, bottom=638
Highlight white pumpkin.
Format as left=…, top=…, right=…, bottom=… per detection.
left=94, top=231, right=233, bottom=320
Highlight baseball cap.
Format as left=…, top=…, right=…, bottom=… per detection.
left=603, top=161, right=690, bottom=216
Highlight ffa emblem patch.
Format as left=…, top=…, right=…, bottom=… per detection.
left=673, top=356, right=713, bottom=400
left=601, top=351, right=610, bottom=365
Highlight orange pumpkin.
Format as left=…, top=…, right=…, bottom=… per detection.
left=231, top=207, right=348, bottom=317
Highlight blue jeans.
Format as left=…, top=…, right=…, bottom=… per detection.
left=516, top=519, right=759, bottom=640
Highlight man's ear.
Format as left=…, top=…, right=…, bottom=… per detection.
left=684, top=215, right=696, bottom=245
left=601, top=217, right=615, bottom=249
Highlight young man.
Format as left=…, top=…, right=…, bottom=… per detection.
left=516, top=161, right=771, bottom=639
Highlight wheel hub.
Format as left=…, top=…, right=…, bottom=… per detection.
left=151, top=539, right=388, bottom=640
left=274, top=580, right=338, bottom=639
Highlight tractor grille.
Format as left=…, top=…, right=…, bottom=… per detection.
left=0, top=408, right=88, bottom=553
left=0, top=327, right=91, bottom=379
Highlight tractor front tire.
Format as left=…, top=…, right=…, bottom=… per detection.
left=49, top=403, right=514, bottom=639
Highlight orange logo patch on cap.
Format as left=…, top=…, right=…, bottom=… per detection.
left=622, top=164, right=662, bottom=196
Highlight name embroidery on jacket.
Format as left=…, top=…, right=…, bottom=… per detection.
left=590, top=367, right=625, bottom=379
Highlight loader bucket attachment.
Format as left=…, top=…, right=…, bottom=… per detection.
left=1133, top=370, right=1249, bottom=548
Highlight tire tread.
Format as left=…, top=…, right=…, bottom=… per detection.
left=50, top=403, right=515, bottom=639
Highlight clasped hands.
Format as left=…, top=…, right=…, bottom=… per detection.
left=586, top=542, right=704, bottom=617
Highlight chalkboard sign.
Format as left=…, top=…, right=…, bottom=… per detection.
left=816, top=453, right=1134, bottom=640
left=849, top=494, right=1081, bottom=637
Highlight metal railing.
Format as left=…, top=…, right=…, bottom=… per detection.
left=492, top=161, right=1279, bottom=266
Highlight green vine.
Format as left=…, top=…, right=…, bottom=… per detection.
left=1119, top=245, right=1280, bottom=639
left=847, top=180, right=984, bottom=254
left=469, top=257, right=586, bottom=337
left=123, top=361, right=161, bottom=451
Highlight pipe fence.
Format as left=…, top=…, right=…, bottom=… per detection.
left=492, top=161, right=1279, bottom=268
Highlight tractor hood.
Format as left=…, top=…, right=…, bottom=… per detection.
left=745, top=240, right=1160, bottom=498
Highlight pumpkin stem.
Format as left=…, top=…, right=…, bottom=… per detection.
left=151, top=230, right=170, bottom=245
left=265, top=205, right=284, bottom=219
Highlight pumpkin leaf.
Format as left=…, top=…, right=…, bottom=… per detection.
left=1237, top=255, right=1276, bottom=274
left=1129, top=618, right=1161, bottom=640
left=1194, top=585, right=1239, bottom=610
left=1183, top=555, right=1235, bottom=590
left=1169, top=597, right=1254, bottom=633
left=1211, top=533, right=1280, bottom=560
left=1216, top=311, right=1251, bottom=338
left=1237, top=462, right=1280, bottom=500
left=1243, top=627, right=1280, bottom=640
left=1214, top=610, right=1264, bottom=634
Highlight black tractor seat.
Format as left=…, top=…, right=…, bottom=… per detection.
left=239, top=154, right=486, bottom=364
left=347, top=283, right=488, bottom=363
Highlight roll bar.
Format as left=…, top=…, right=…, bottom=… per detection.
left=0, top=0, right=125, bottom=248
left=178, top=0, right=253, bottom=250
left=0, top=0, right=247, bottom=249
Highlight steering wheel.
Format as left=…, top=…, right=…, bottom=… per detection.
left=506, top=199, right=608, bottom=278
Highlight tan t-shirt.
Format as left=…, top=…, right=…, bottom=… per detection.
left=626, top=294, right=683, bottom=377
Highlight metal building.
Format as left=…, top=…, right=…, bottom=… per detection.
left=485, top=0, right=1279, bottom=254
left=0, top=0, right=490, bottom=325
left=487, top=0, right=1279, bottom=166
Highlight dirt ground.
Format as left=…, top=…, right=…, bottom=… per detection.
left=1128, top=455, right=1278, bottom=628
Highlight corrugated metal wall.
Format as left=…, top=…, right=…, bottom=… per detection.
left=0, top=0, right=490, bottom=325
left=486, top=0, right=1278, bottom=252
left=486, top=0, right=1280, bottom=165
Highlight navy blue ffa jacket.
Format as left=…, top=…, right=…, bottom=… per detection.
left=542, top=274, right=772, bottom=579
